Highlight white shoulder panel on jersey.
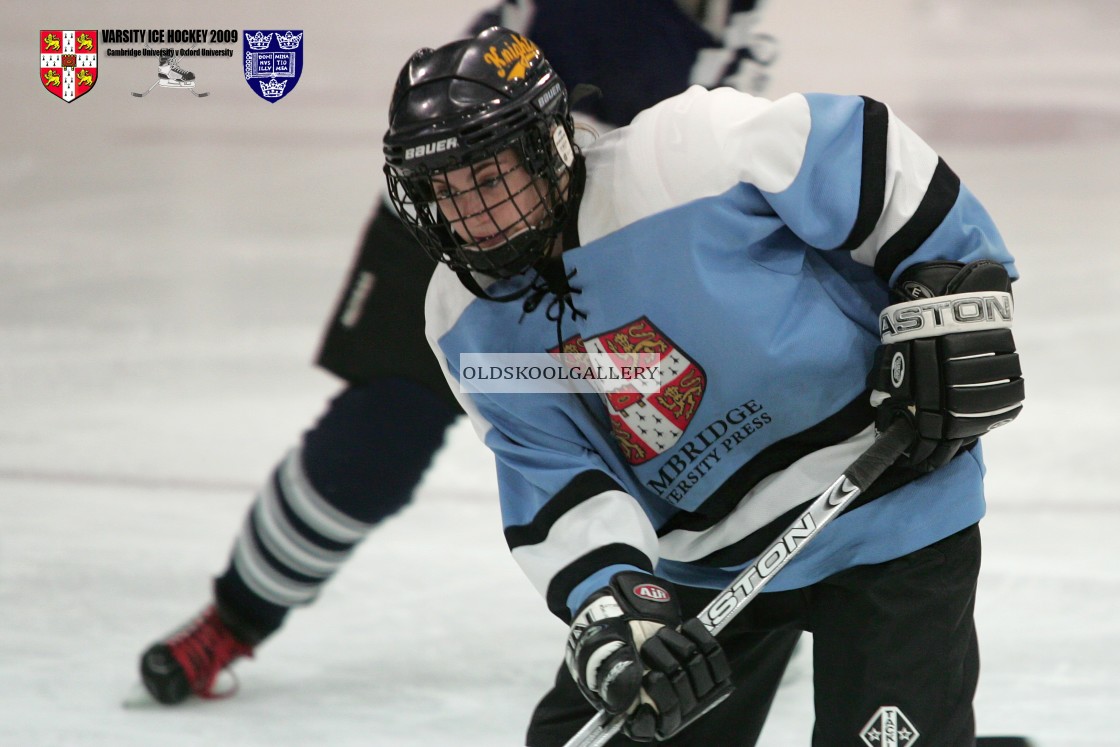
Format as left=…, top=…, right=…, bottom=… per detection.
left=578, top=86, right=810, bottom=242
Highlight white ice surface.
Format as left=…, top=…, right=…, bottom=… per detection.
left=1, top=1, right=1118, bottom=745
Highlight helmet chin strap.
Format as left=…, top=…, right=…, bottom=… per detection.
left=453, top=232, right=564, bottom=304
left=461, top=219, right=536, bottom=251
left=454, top=268, right=533, bottom=303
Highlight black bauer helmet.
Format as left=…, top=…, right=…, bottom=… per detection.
left=383, top=27, right=579, bottom=279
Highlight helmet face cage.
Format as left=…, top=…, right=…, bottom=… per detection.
left=386, top=120, right=574, bottom=278
left=383, top=28, right=579, bottom=279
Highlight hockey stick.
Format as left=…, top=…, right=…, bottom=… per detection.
left=131, top=81, right=158, bottom=97
left=563, top=419, right=913, bottom=747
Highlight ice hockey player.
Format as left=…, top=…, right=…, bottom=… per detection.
left=137, top=0, right=778, bottom=705
left=383, top=24, right=1023, bottom=746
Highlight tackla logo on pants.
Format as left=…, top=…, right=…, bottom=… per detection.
left=41, top=30, right=98, bottom=102
left=860, top=706, right=919, bottom=747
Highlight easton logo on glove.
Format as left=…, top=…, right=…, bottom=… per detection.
left=632, top=583, right=671, bottom=602
left=879, top=291, right=1013, bottom=343
left=870, top=259, right=1023, bottom=473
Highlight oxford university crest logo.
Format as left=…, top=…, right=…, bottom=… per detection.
left=243, top=29, right=303, bottom=102
left=41, top=30, right=97, bottom=102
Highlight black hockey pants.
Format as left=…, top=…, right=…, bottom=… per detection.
left=526, top=523, right=981, bottom=746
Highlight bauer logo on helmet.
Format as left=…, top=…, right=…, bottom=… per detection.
left=403, top=136, right=460, bottom=163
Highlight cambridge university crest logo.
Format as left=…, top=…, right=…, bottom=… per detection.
left=552, top=317, right=707, bottom=466
left=41, top=30, right=98, bottom=102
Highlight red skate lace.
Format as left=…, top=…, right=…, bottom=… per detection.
left=167, top=607, right=254, bottom=699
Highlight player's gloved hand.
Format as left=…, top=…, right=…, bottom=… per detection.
left=871, top=259, right=1024, bottom=472
left=565, top=571, right=732, bottom=741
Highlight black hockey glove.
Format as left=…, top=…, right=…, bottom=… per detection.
left=871, top=259, right=1024, bottom=472
left=565, top=571, right=732, bottom=742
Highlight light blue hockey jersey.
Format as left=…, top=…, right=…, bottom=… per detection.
left=426, top=86, right=1017, bottom=622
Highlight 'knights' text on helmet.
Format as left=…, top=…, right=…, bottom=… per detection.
left=383, top=27, right=579, bottom=279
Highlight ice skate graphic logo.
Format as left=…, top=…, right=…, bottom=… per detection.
left=552, top=318, right=707, bottom=465
left=483, top=33, right=539, bottom=82
left=243, top=29, right=303, bottom=102
left=859, top=706, right=919, bottom=747
left=132, top=50, right=209, bottom=98
left=40, top=30, right=98, bottom=102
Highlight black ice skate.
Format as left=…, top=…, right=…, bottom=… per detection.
left=139, top=604, right=254, bottom=704
left=132, top=53, right=209, bottom=97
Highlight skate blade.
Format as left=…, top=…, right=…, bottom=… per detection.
left=121, top=682, right=160, bottom=709
left=121, top=670, right=238, bottom=709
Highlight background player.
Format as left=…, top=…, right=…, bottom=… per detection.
left=138, top=0, right=778, bottom=705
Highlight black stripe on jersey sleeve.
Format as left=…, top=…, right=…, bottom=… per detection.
left=873, top=157, right=962, bottom=283
left=545, top=543, right=656, bottom=623
left=836, top=97, right=889, bottom=251
left=503, top=470, right=625, bottom=551
left=657, top=390, right=875, bottom=536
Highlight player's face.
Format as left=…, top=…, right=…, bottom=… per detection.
left=431, top=148, right=549, bottom=251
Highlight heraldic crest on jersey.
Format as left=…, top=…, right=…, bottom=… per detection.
left=41, top=30, right=98, bottom=102
left=552, top=317, right=707, bottom=466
